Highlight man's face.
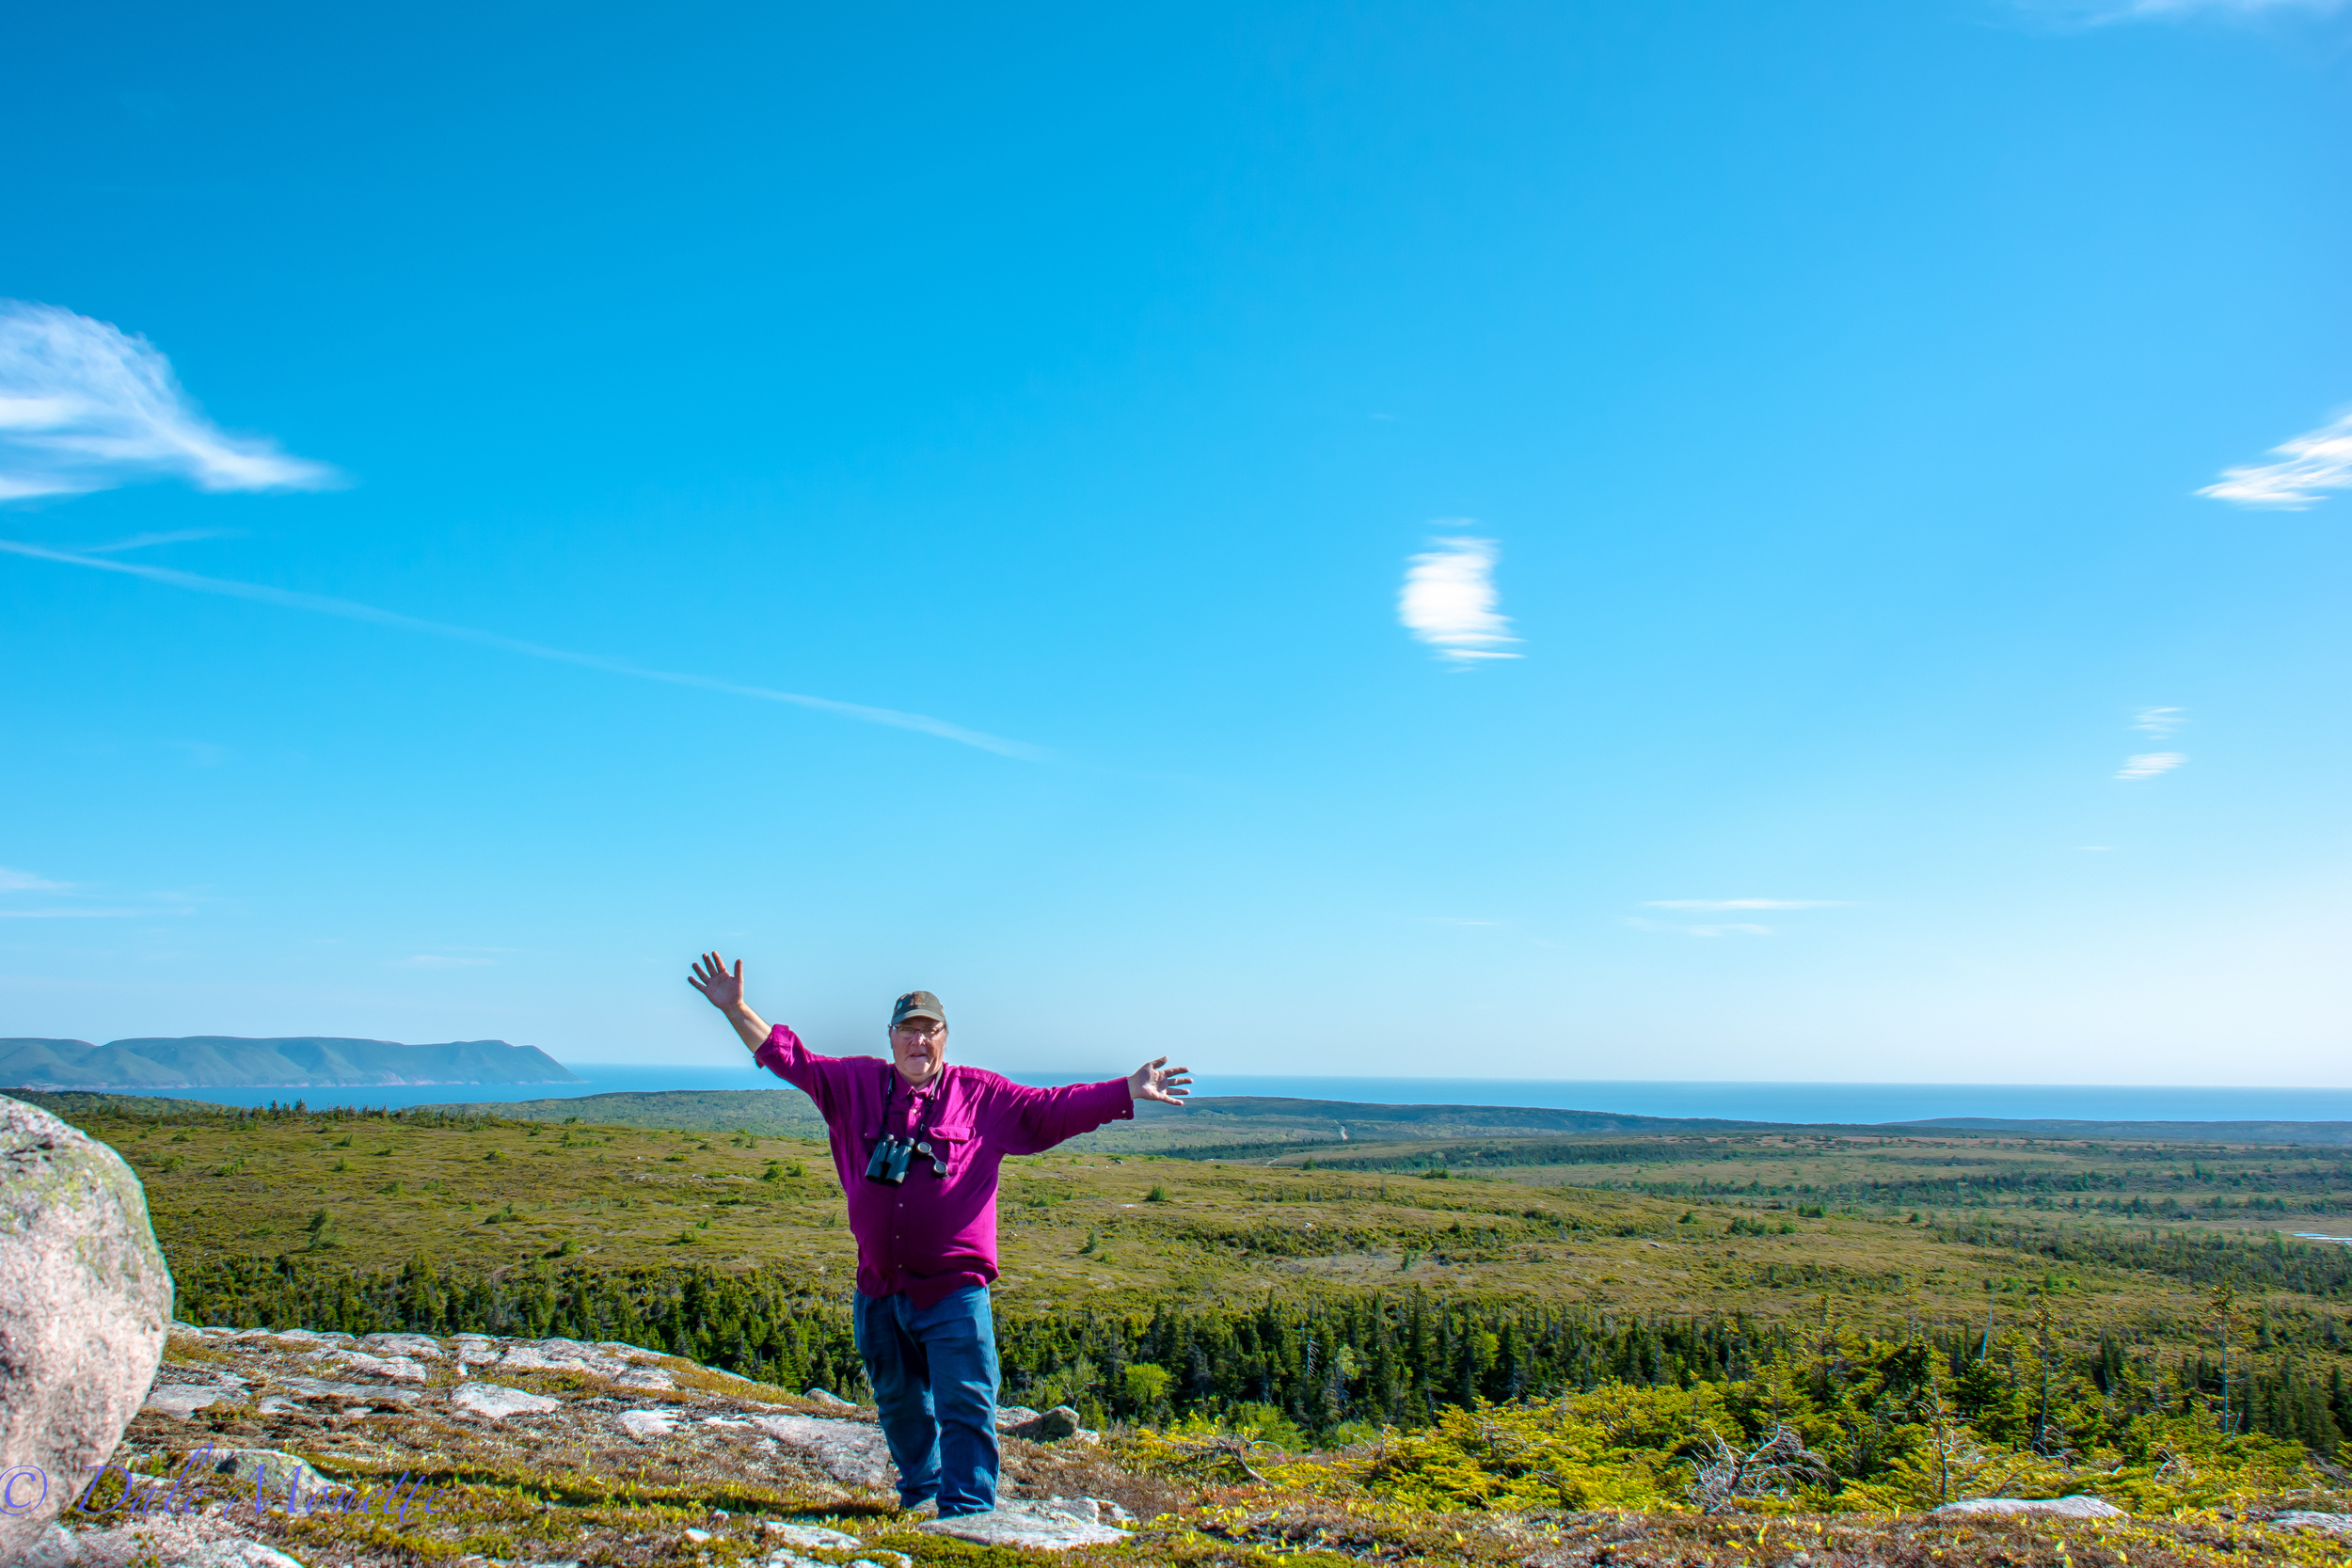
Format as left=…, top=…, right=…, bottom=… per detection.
left=889, top=1018, right=947, bottom=1085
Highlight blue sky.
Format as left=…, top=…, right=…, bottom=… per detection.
left=3, top=0, right=2347, bottom=1084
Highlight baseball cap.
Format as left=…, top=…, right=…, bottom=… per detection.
left=891, top=990, right=946, bottom=1028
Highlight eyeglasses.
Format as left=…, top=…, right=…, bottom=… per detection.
left=891, top=1022, right=945, bottom=1039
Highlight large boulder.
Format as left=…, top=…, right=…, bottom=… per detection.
left=1002, top=1404, right=1084, bottom=1440
left=0, top=1095, right=175, bottom=1561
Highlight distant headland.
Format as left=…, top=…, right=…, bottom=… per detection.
left=0, top=1036, right=580, bottom=1091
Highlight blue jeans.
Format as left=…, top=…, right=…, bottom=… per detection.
left=853, top=1285, right=1001, bottom=1516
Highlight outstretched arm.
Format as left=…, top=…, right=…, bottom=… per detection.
left=984, top=1057, right=1190, bottom=1155
left=689, top=952, right=773, bottom=1055
left=1127, top=1056, right=1193, bottom=1108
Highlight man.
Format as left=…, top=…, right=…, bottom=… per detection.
left=687, top=951, right=1190, bottom=1518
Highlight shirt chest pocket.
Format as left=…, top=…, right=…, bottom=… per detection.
left=925, top=1122, right=974, bottom=1174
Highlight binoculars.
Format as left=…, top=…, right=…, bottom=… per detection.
left=865, top=1135, right=949, bottom=1184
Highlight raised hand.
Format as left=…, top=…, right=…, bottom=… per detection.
left=689, top=952, right=745, bottom=1014
left=1127, top=1056, right=1193, bottom=1108
left=691, top=951, right=776, bottom=1055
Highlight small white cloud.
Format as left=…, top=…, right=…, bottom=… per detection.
left=2134, top=706, right=2185, bottom=737
left=1686, top=923, right=1774, bottom=938
left=393, top=954, right=494, bottom=969
left=2199, top=411, right=2352, bottom=511
left=0, top=866, right=69, bottom=892
left=2118, top=752, right=2186, bottom=781
left=1399, top=531, right=1520, bottom=665
left=0, top=299, right=341, bottom=502
left=1644, top=899, right=1847, bottom=911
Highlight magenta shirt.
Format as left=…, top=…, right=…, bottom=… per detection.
left=754, top=1023, right=1135, bottom=1307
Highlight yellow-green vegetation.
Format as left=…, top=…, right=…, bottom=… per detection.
left=48, top=1096, right=2352, bottom=1332
left=91, top=1104, right=862, bottom=1280
left=87, top=1443, right=2352, bottom=1568
left=1277, top=1342, right=2321, bottom=1515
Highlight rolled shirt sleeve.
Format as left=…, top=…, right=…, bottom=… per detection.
left=753, top=1023, right=862, bottom=1124
left=978, top=1077, right=1135, bottom=1156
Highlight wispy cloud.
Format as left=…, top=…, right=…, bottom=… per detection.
left=1644, top=898, right=1848, bottom=911
left=1628, top=916, right=1774, bottom=937
left=0, top=865, right=199, bottom=918
left=0, top=537, right=1047, bottom=759
left=1399, top=531, right=1520, bottom=665
left=1631, top=898, right=1851, bottom=937
left=86, top=528, right=241, bottom=553
left=2199, top=411, right=2352, bottom=510
left=2135, top=706, right=2185, bottom=737
left=2117, top=752, right=2185, bottom=781
left=2122, top=0, right=2347, bottom=12
left=0, top=299, right=341, bottom=501
left=2031, top=0, right=2350, bottom=20
left=0, top=907, right=183, bottom=919
left=393, top=954, right=494, bottom=969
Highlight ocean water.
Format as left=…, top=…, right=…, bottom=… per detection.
left=88, top=1067, right=2352, bottom=1125
left=1155, top=1077, right=2352, bottom=1126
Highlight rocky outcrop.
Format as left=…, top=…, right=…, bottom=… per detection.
left=85, top=1323, right=1165, bottom=1561
left=1935, top=1496, right=2128, bottom=1518
left=0, top=1095, right=175, bottom=1562
left=760, top=1521, right=866, bottom=1550
left=448, top=1382, right=560, bottom=1419
left=739, top=1413, right=895, bottom=1488
left=2273, top=1512, right=2352, bottom=1532
left=917, top=1497, right=1130, bottom=1549
left=20, top=1518, right=308, bottom=1566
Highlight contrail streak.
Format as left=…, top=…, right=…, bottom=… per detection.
left=0, top=538, right=1048, bottom=760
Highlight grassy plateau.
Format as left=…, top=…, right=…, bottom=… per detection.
left=23, top=1084, right=2352, bottom=1568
